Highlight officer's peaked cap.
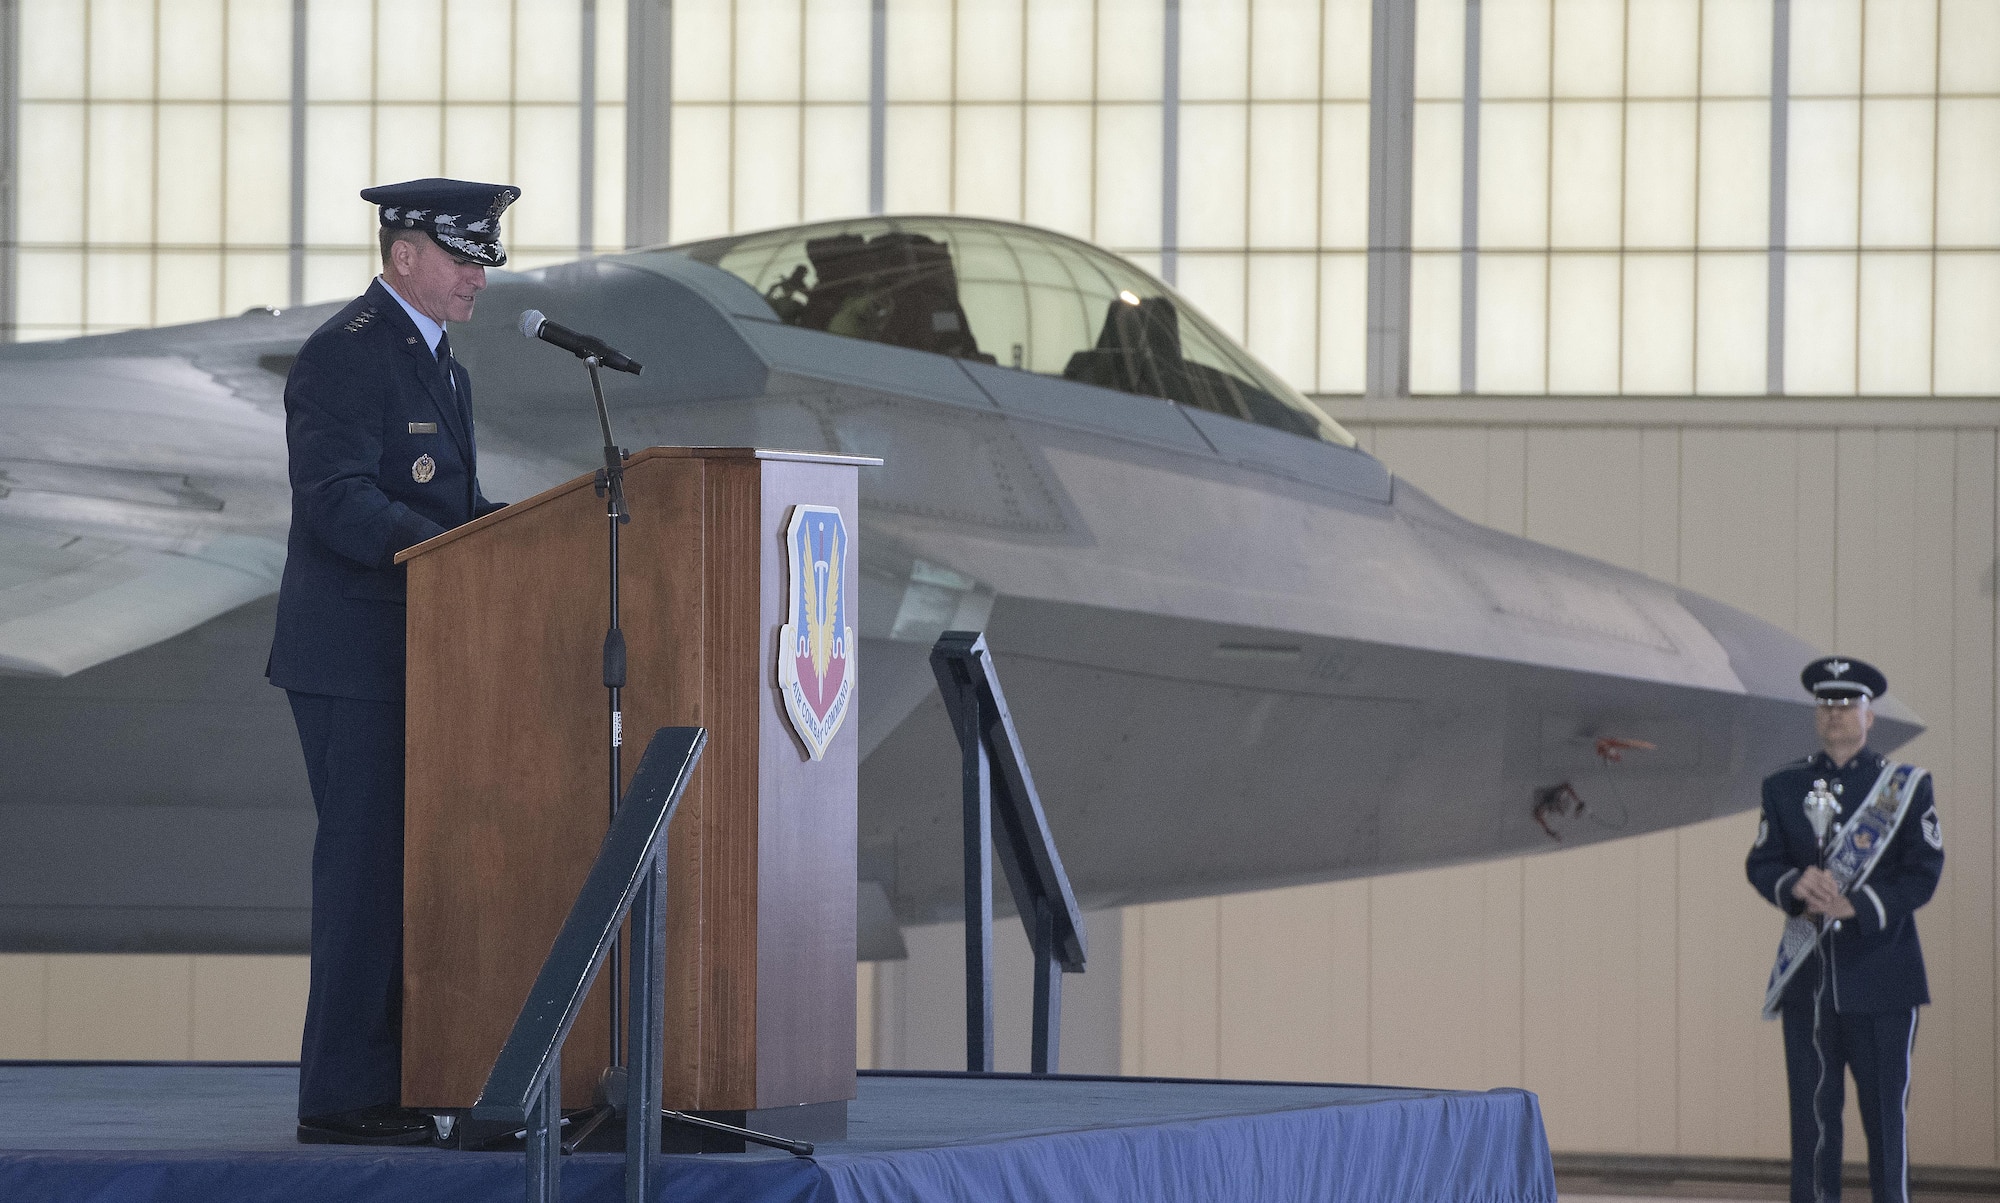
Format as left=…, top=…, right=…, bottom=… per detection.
left=361, top=178, right=520, bottom=267
left=1801, top=655, right=1887, bottom=701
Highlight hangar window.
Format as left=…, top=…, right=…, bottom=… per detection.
left=675, top=218, right=1353, bottom=448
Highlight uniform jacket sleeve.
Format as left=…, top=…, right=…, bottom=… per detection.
left=1746, top=775, right=1809, bottom=916
left=285, top=334, right=449, bottom=570
left=1851, top=774, right=1944, bottom=936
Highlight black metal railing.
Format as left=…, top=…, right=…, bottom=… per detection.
left=468, top=726, right=705, bottom=1203
left=930, top=631, right=1087, bottom=1075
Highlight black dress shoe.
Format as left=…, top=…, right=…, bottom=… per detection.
left=297, top=1103, right=437, bottom=1146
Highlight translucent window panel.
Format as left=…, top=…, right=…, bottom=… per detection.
left=1784, top=252, right=1859, bottom=394
left=1623, top=0, right=1697, bottom=98
left=20, top=0, right=86, bottom=100
left=954, top=107, right=1025, bottom=222
left=593, top=104, right=628, bottom=250
left=804, top=0, right=872, bottom=103
left=226, top=105, right=295, bottom=247
left=883, top=105, right=953, bottom=213
left=1022, top=105, right=1095, bottom=241
left=86, top=250, right=154, bottom=330
left=223, top=251, right=291, bottom=314
left=304, top=106, right=374, bottom=244
left=1862, top=0, right=1938, bottom=95
left=1700, top=0, right=1771, bottom=97
left=18, top=104, right=87, bottom=244
left=1250, top=0, right=1321, bottom=101
left=955, top=0, right=1024, bottom=102
left=1025, top=1, right=1093, bottom=102
left=1789, top=0, right=1861, bottom=96
left=1178, top=104, right=1248, bottom=249
left=445, top=106, right=514, bottom=183
left=734, top=0, right=804, bottom=103
left=672, top=0, right=731, bottom=102
left=307, top=0, right=375, bottom=101
left=595, top=0, right=628, bottom=101
left=1322, top=0, right=1372, bottom=101
left=886, top=0, right=952, bottom=101
left=1622, top=101, right=1697, bottom=249
left=1408, top=250, right=1461, bottom=392
left=158, top=0, right=224, bottom=101
left=1859, top=99, right=1936, bottom=247
left=512, top=106, right=584, bottom=247
left=1934, top=253, right=2000, bottom=393
left=1410, top=101, right=1463, bottom=250
left=15, top=251, right=85, bottom=334
left=516, top=0, right=585, bottom=103
left=376, top=105, right=446, bottom=186
left=88, top=0, right=155, bottom=100
left=1317, top=252, right=1367, bottom=392
left=1477, top=253, right=1548, bottom=392
left=1696, top=100, right=1770, bottom=249
left=1176, top=253, right=1247, bottom=342
left=1478, top=103, right=1550, bottom=250
left=1244, top=253, right=1320, bottom=391
left=1786, top=99, right=1860, bottom=248
left=1857, top=253, right=1933, bottom=394
left=1551, top=0, right=1623, bottom=99
left=668, top=106, right=732, bottom=241
left=1248, top=103, right=1319, bottom=248
left=1939, top=0, right=2000, bottom=92
left=88, top=105, right=157, bottom=245
left=154, top=252, right=225, bottom=326
left=156, top=106, right=226, bottom=246
left=1320, top=103, right=1371, bottom=249
left=376, top=0, right=445, bottom=102
left=1546, top=252, right=1619, bottom=393
left=1100, top=0, right=1166, bottom=101
left=303, top=251, right=376, bottom=306
left=1482, top=0, right=1552, bottom=100
left=1936, top=99, right=2000, bottom=248
left=802, top=105, right=872, bottom=222
left=1619, top=253, right=1694, bottom=393
left=1413, top=0, right=1462, bottom=101
left=1548, top=102, right=1622, bottom=249
left=734, top=107, right=805, bottom=232
left=1096, top=105, right=1162, bottom=248
left=228, top=0, right=295, bottom=101
left=1693, top=252, right=1767, bottom=393
left=1182, top=0, right=1249, bottom=101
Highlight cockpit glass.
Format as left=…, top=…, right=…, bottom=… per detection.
left=673, top=218, right=1354, bottom=447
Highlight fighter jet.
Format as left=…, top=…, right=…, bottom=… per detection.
left=0, top=215, right=1919, bottom=952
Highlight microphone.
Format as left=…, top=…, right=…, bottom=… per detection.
left=518, top=309, right=643, bottom=375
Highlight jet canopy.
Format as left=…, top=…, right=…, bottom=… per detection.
left=672, top=216, right=1354, bottom=448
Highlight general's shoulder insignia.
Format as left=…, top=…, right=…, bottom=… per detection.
left=412, top=454, right=436, bottom=484
left=777, top=504, right=854, bottom=761
left=342, top=309, right=376, bottom=333
left=1922, top=808, right=1943, bottom=850
left=1754, top=816, right=1769, bottom=849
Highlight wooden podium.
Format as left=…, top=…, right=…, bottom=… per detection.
left=394, top=447, right=871, bottom=1121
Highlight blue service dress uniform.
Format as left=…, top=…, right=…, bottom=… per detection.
left=267, top=277, right=503, bottom=1119
left=1747, top=747, right=1945, bottom=1203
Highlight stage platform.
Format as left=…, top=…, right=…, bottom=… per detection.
left=0, top=1062, right=1555, bottom=1202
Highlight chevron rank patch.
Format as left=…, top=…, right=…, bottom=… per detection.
left=1922, top=808, right=1942, bottom=850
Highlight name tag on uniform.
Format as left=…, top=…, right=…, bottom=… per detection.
left=408, top=422, right=437, bottom=434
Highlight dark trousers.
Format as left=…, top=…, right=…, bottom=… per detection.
left=287, top=691, right=407, bottom=1120
left=1781, top=985, right=1918, bottom=1203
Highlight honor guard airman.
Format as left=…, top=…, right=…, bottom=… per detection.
left=1747, top=656, right=1944, bottom=1203
left=266, top=178, right=516, bottom=1146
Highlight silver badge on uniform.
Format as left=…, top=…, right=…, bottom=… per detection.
left=412, top=454, right=436, bottom=483
left=1922, top=808, right=1942, bottom=850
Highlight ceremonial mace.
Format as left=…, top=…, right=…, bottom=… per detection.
left=1803, top=779, right=1840, bottom=928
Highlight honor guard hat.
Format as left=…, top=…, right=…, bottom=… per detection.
left=360, top=178, right=520, bottom=267
left=1802, top=655, right=1887, bottom=701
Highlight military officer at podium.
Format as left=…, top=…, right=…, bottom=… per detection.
left=267, top=178, right=517, bottom=1145
left=1747, top=657, right=1944, bottom=1203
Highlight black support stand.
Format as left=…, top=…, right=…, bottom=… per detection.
left=586, top=356, right=632, bottom=1073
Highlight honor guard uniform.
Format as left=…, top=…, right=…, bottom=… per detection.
left=1747, top=657, right=1944, bottom=1203
left=267, top=178, right=516, bottom=1145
